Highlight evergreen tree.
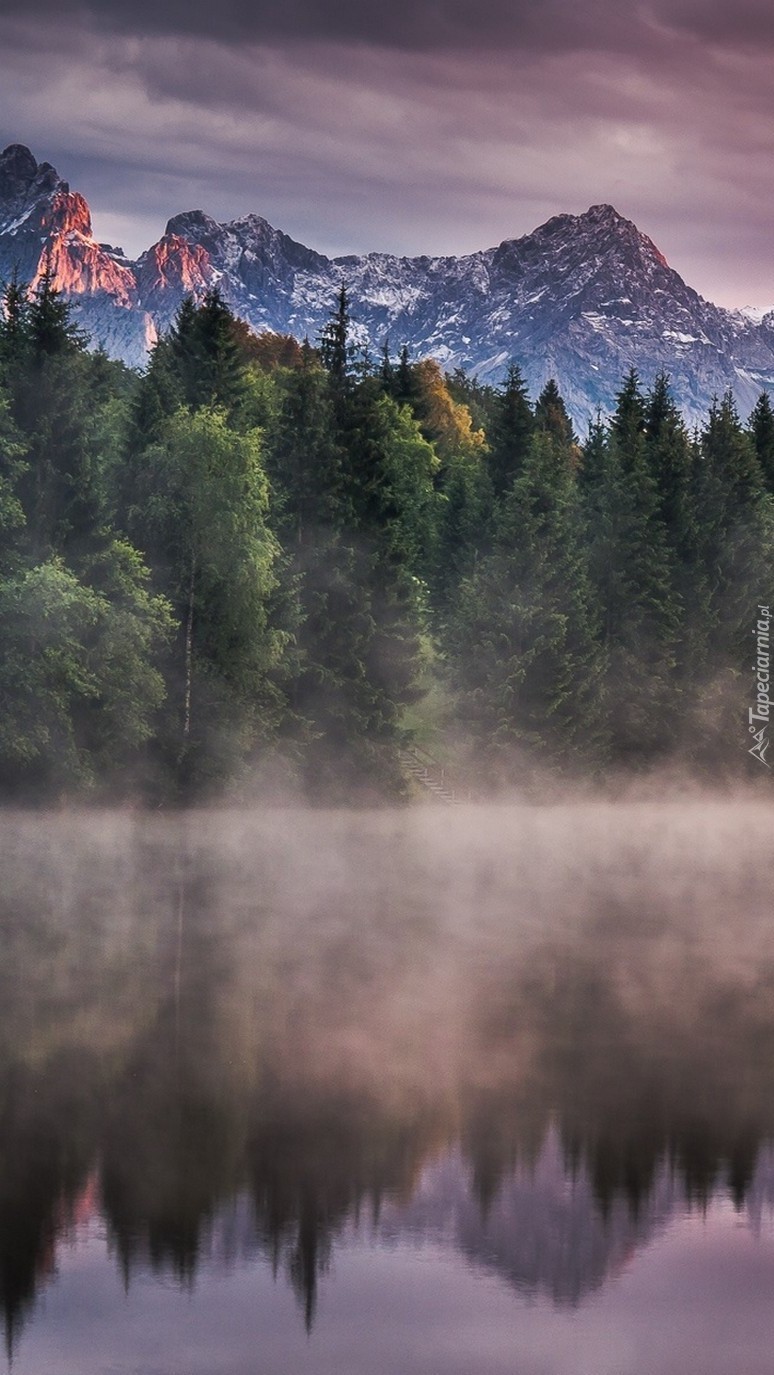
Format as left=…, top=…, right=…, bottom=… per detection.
left=262, top=356, right=354, bottom=774
left=578, top=412, right=607, bottom=491
left=748, top=391, right=774, bottom=493
left=25, top=265, right=86, bottom=361
left=0, top=390, right=26, bottom=571
left=610, top=368, right=646, bottom=453
left=644, top=373, right=710, bottom=680
left=167, top=289, right=253, bottom=420
left=332, top=378, right=432, bottom=787
left=342, top=383, right=439, bottom=577
left=487, top=364, right=534, bottom=499
left=268, top=357, right=349, bottom=539
left=393, top=345, right=415, bottom=405
left=432, top=449, right=492, bottom=618
left=534, top=378, right=575, bottom=450
left=318, top=286, right=353, bottom=392
left=695, top=392, right=773, bottom=661
left=580, top=380, right=681, bottom=760
left=266, top=294, right=439, bottom=793
left=447, top=431, right=605, bottom=769
left=0, top=276, right=106, bottom=563
left=379, top=338, right=394, bottom=390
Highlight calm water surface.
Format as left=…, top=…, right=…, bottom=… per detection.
left=2, top=801, right=774, bottom=1374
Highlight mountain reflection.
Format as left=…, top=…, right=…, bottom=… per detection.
left=1, top=802, right=774, bottom=1350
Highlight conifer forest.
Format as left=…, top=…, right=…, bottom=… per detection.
left=1, top=277, right=772, bottom=801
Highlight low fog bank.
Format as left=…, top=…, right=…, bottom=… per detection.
left=3, top=795, right=773, bottom=1097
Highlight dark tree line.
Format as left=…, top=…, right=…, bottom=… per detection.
left=1, top=277, right=772, bottom=799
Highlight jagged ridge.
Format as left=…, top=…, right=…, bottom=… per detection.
left=2, top=143, right=774, bottom=428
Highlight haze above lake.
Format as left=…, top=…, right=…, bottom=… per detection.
left=2, top=800, right=774, bottom=1375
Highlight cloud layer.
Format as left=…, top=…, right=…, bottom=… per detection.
left=1, top=1, right=773, bottom=305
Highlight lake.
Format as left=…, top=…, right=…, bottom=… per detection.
left=2, top=800, right=774, bottom=1374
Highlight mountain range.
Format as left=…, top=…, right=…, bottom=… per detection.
left=2, top=141, right=774, bottom=428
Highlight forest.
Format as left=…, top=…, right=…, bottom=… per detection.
left=0, top=277, right=772, bottom=801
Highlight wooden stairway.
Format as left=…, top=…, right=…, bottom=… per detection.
left=399, top=745, right=469, bottom=804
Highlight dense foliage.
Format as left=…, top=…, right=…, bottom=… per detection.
left=1, top=278, right=772, bottom=800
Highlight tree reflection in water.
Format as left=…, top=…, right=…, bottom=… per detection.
left=1, top=801, right=773, bottom=1352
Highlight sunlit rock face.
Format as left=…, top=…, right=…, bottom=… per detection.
left=133, top=230, right=215, bottom=332
left=3, top=142, right=774, bottom=424
left=0, top=144, right=151, bottom=367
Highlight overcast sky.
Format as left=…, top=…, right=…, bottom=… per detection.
left=1, top=0, right=773, bottom=306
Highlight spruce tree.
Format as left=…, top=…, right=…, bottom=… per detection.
left=644, top=373, right=709, bottom=681
left=447, top=431, right=605, bottom=770
left=268, top=356, right=349, bottom=539
left=167, top=289, right=253, bottom=420
left=334, top=377, right=431, bottom=784
left=695, top=392, right=773, bottom=663
left=432, top=449, right=493, bottom=618
left=580, top=376, right=681, bottom=760
left=394, top=345, right=415, bottom=405
left=535, top=378, right=575, bottom=449
left=318, top=286, right=352, bottom=392
left=0, top=389, right=26, bottom=572
left=1, top=277, right=107, bottom=564
left=748, top=391, right=774, bottom=493
left=487, top=363, right=534, bottom=499
left=610, top=368, right=646, bottom=453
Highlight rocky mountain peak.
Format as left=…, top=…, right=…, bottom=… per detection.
left=2, top=144, right=774, bottom=427
left=583, top=202, right=628, bottom=226
left=578, top=203, right=670, bottom=270
left=0, top=144, right=40, bottom=200
left=165, top=209, right=221, bottom=241
left=0, top=144, right=64, bottom=217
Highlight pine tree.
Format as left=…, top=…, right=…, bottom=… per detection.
left=262, top=356, right=356, bottom=774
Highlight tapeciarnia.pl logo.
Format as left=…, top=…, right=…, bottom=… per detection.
left=749, top=604, right=771, bottom=768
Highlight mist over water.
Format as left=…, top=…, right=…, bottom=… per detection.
left=2, top=798, right=774, bottom=1373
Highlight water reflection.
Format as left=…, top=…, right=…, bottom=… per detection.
left=1, top=803, right=774, bottom=1366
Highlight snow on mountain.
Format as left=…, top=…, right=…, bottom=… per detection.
left=736, top=305, right=774, bottom=325
left=2, top=143, right=774, bottom=428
